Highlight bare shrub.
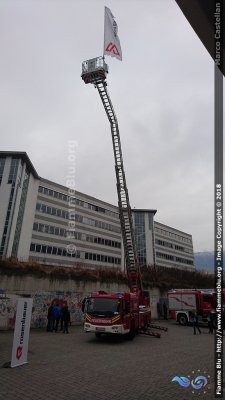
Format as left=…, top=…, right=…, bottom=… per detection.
left=0, top=258, right=218, bottom=289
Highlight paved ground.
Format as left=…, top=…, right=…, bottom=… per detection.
left=0, top=319, right=224, bottom=400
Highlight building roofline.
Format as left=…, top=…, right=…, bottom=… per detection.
left=0, top=152, right=118, bottom=211
left=39, top=177, right=119, bottom=211
left=155, top=220, right=192, bottom=237
left=0, top=151, right=39, bottom=179
left=131, top=209, right=157, bottom=215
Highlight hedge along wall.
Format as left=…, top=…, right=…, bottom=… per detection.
left=0, top=274, right=165, bottom=329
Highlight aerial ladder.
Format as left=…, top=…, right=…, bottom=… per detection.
left=81, top=56, right=140, bottom=294
left=81, top=56, right=167, bottom=337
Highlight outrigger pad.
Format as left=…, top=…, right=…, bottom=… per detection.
left=138, top=329, right=161, bottom=338
left=150, top=324, right=168, bottom=331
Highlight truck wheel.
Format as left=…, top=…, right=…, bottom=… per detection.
left=127, top=321, right=135, bottom=340
left=95, top=332, right=101, bottom=338
left=178, top=314, right=188, bottom=326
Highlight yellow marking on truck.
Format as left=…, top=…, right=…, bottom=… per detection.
left=86, top=314, right=92, bottom=322
left=112, top=315, right=120, bottom=323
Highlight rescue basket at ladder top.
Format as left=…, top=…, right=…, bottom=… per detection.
left=81, top=57, right=109, bottom=84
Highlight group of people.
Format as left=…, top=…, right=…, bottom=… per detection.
left=191, top=310, right=214, bottom=334
left=46, top=301, right=70, bottom=333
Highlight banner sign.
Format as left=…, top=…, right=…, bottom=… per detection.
left=104, top=7, right=122, bottom=61
left=11, top=298, right=33, bottom=368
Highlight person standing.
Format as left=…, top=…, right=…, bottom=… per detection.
left=207, top=312, right=213, bottom=334
left=191, top=310, right=201, bottom=334
left=62, top=305, right=70, bottom=334
left=46, top=302, right=54, bottom=332
left=82, top=296, right=89, bottom=324
left=163, top=302, right=168, bottom=320
left=59, top=303, right=65, bottom=331
left=53, top=303, right=62, bottom=333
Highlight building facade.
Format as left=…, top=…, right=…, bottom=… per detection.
left=0, top=152, right=123, bottom=268
left=132, top=210, right=194, bottom=270
left=33, top=178, right=122, bottom=267
left=132, top=209, right=157, bottom=267
left=0, top=152, right=194, bottom=270
left=154, top=221, right=194, bottom=269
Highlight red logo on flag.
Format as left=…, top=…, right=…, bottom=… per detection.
left=16, top=346, right=23, bottom=360
left=105, top=42, right=120, bottom=56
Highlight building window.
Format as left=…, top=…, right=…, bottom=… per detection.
left=30, top=243, right=80, bottom=259
left=148, top=212, right=156, bottom=264
left=38, top=186, right=119, bottom=219
left=11, top=170, right=30, bottom=257
left=156, top=251, right=174, bottom=261
left=8, top=158, right=20, bottom=184
left=155, top=239, right=173, bottom=249
left=30, top=243, right=35, bottom=252
left=134, top=212, right=146, bottom=266
left=35, top=203, right=121, bottom=234
left=0, top=158, right=23, bottom=257
left=0, top=158, right=6, bottom=185
left=175, top=245, right=185, bottom=252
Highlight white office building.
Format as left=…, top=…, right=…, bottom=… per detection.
left=131, top=209, right=194, bottom=269
left=0, top=152, right=194, bottom=270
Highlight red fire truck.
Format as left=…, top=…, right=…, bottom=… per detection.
left=168, top=289, right=225, bottom=327
left=84, top=290, right=151, bottom=339
left=81, top=57, right=167, bottom=340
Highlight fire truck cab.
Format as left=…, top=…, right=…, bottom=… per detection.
left=84, top=291, right=151, bottom=339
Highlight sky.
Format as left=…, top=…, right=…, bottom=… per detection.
left=0, top=0, right=222, bottom=253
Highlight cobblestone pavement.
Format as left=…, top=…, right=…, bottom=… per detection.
left=0, top=319, right=224, bottom=400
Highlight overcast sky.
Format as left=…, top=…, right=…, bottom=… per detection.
left=0, top=0, right=222, bottom=253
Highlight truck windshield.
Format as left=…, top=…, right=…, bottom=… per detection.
left=87, top=298, right=120, bottom=317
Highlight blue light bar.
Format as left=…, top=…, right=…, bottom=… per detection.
left=91, top=291, right=107, bottom=294
left=114, top=292, right=124, bottom=295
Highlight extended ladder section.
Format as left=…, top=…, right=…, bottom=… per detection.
left=81, top=57, right=141, bottom=293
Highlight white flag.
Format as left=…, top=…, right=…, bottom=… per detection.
left=104, top=7, right=122, bottom=61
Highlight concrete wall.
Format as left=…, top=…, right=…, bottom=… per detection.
left=0, top=274, right=166, bottom=329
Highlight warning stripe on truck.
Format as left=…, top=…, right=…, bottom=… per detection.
left=169, top=296, right=195, bottom=308
left=111, top=315, right=120, bottom=323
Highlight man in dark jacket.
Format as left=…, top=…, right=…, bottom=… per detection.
left=163, top=302, right=168, bottom=320
left=61, top=305, right=70, bottom=334
left=191, top=310, right=201, bottom=334
left=46, top=302, right=54, bottom=332
left=59, top=304, right=64, bottom=331
left=207, top=312, right=213, bottom=334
